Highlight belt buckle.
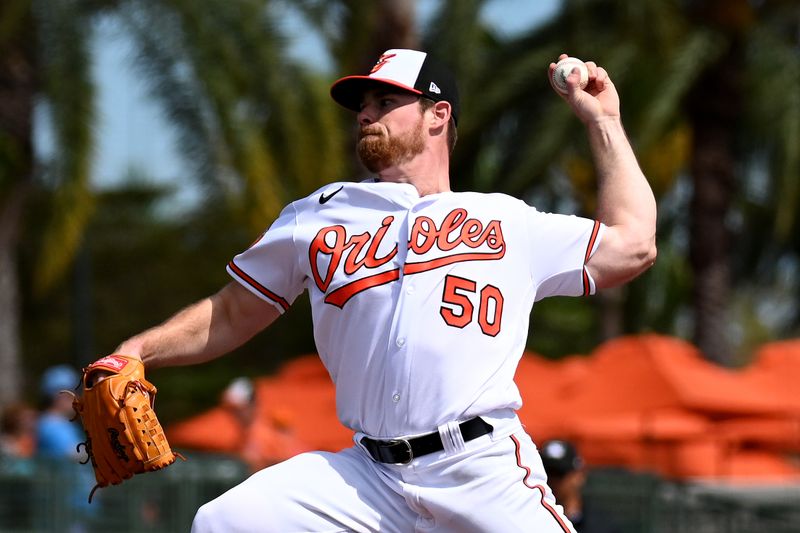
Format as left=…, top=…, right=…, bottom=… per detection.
left=385, top=438, right=413, bottom=465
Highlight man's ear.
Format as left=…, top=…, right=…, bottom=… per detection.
left=430, top=101, right=452, bottom=127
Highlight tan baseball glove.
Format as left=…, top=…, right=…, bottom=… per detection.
left=70, top=355, right=183, bottom=502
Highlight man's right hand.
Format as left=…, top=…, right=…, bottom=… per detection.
left=548, top=54, right=620, bottom=125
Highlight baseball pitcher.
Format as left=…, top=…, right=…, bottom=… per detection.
left=94, top=49, right=656, bottom=532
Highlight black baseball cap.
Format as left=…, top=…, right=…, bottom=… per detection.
left=540, top=439, right=584, bottom=477
left=330, top=49, right=460, bottom=125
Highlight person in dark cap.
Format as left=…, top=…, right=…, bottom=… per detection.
left=540, top=439, right=622, bottom=533
left=100, top=47, right=656, bottom=532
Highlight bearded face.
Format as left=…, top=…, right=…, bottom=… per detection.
left=357, top=112, right=426, bottom=173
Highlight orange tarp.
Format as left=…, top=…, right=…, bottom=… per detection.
left=252, top=355, right=354, bottom=452
left=515, top=335, right=800, bottom=482
left=743, top=340, right=800, bottom=413
left=168, top=406, right=252, bottom=454
left=560, top=335, right=786, bottom=416
left=514, top=353, right=590, bottom=437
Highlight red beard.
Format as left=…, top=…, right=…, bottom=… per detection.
left=357, top=120, right=426, bottom=173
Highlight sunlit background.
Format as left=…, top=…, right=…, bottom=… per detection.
left=2, top=0, right=799, bottom=531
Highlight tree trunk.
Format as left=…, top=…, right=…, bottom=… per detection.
left=686, top=40, right=742, bottom=366
left=366, top=0, right=418, bottom=67
left=345, top=0, right=419, bottom=178
left=0, top=188, right=27, bottom=407
left=0, top=5, right=36, bottom=407
left=71, top=240, right=95, bottom=367
left=597, top=287, right=624, bottom=340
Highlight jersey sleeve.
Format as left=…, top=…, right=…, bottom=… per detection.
left=226, top=203, right=305, bottom=313
left=525, top=207, right=605, bottom=301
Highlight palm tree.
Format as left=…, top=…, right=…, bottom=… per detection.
left=1, top=0, right=348, bottom=407
left=0, top=1, right=37, bottom=405
left=118, top=0, right=347, bottom=230
left=1, top=0, right=95, bottom=405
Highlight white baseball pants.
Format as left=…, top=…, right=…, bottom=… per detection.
left=191, top=414, right=575, bottom=533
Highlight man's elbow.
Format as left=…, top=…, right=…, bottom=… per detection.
left=592, top=237, right=657, bottom=290
left=620, top=238, right=657, bottom=285
left=637, top=238, right=658, bottom=272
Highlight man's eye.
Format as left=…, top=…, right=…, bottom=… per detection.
left=380, top=98, right=393, bottom=107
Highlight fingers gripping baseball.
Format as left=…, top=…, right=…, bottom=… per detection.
left=549, top=54, right=620, bottom=123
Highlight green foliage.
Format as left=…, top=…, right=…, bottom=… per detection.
left=121, top=0, right=347, bottom=232
left=744, top=24, right=800, bottom=243
left=20, top=181, right=317, bottom=419
left=10, top=0, right=800, bottom=412
left=33, top=0, right=97, bottom=294
left=527, top=297, right=598, bottom=358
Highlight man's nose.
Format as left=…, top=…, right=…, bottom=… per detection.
left=358, top=105, right=375, bottom=125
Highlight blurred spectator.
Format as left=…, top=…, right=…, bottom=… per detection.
left=36, top=364, right=95, bottom=532
left=168, top=376, right=311, bottom=471
left=540, top=439, right=622, bottom=533
left=0, top=402, right=37, bottom=474
left=223, top=377, right=262, bottom=470
left=222, top=377, right=307, bottom=472
left=36, top=365, right=85, bottom=461
left=222, top=377, right=257, bottom=424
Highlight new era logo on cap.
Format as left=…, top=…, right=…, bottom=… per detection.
left=330, top=49, right=460, bottom=124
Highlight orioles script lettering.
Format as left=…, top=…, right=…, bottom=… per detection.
left=309, top=209, right=505, bottom=308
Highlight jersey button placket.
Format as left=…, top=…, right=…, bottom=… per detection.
left=386, top=206, right=416, bottom=421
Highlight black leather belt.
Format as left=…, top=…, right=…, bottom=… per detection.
left=360, top=417, right=494, bottom=465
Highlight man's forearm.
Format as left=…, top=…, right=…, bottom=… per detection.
left=581, top=116, right=657, bottom=288
left=116, top=297, right=222, bottom=369
left=115, top=282, right=281, bottom=370
left=588, top=117, right=656, bottom=236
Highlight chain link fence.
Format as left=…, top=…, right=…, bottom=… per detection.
left=0, top=453, right=247, bottom=532
left=584, top=467, right=800, bottom=533
left=1, top=457, right=799, bottom=532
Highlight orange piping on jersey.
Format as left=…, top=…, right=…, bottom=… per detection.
left=324, top=268, right=401, bottom=308
left=403, top=250, right=506, bottom=275
left=582, top=220, right=601, bottom=296
left=510, top=434, right=573, bottom=533
left=228, top=260, right=290, bottom=311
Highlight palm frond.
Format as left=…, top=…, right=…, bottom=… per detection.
left=743, top=24, right=800, bottom=242
left=123, top=0, right=348, bottom=228
left=0, top=0, right=31, bottom=46
left=33, top=0, right=96, bottom=294
left=637, top=28, right=728, bottom=149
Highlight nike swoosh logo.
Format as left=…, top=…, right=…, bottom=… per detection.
left=319, top=186, right=344, bottom=204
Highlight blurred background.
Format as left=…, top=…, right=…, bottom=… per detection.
left=1, top=0, right=799, bottom=531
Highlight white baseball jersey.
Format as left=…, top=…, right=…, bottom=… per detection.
left=227, top=179, right=603, bottom=439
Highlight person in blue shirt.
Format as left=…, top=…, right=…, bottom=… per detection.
left=36, top=364, right=95, bottom=531
left=36, top=365, right=85, bottom=460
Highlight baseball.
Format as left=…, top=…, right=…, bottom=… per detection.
left=553, top=57, right=589, bottom=94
